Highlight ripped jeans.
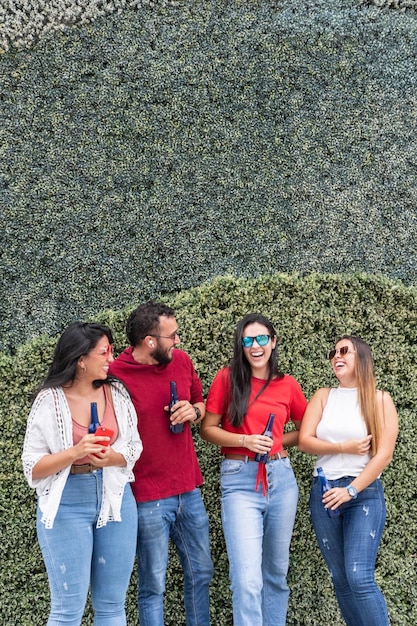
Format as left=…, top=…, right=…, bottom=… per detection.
left=221, top=457, right=298, bottom=626
left=37, top=471, right=137, bottom=626
left=309, top=476, right=389, bottom=626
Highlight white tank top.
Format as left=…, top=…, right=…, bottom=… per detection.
left=313, top=387, right=370, bottom=479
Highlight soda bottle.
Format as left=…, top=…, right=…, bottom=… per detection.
left=317, top=466, right=340, bottom=518
left=169, top=381, right=183, bottom=434
left=255, top=413, right=275, bottom=463
left=88, top=402, right=100, bottom=434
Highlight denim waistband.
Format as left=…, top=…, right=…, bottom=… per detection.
left=224, top=451, right=288, bottom=463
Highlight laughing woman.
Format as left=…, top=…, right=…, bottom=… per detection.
left=298, top=335, right=398, bottom=626
left=201, top=313, right=307, bottom=626
left=22, top=322, right=142, bottom=626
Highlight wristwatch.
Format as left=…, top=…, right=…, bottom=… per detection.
left=193, top=406, right=202, bottom=422
left=346, top=484, right=358, bottom=499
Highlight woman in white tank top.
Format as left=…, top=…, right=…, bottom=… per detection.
left=299, top=335, right=398, bottom=626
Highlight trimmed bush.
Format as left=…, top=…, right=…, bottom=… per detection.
left=1, top=273, right=416, bottom=625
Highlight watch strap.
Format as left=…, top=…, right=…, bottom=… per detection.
left=347, top=484, right=358, bottom=499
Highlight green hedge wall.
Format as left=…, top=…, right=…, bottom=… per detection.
left=1, top=1, right=416, bottom=54
left=1, top=273, right=416, bottom=625
left=1, top=0, right=417, bottom=353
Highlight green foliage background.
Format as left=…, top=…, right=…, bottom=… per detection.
left=1, top=274, right=417, bottom=625
left=1, top=0, right=417, bottom=353
left=1, top=0, right=417, bottom=623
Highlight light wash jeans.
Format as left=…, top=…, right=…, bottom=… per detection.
left=136, top=488, right=213, bottom=626
left=220, top=457, right=299, bottom=626
left=309, top=475, right=389, bottom=626
left=37, top=470, right=137, bottom=626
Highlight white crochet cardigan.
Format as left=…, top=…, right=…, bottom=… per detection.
left=22, top=381, right=142, bottom=529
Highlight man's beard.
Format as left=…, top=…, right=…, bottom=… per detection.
left=151, top=344, right=173, bottom=365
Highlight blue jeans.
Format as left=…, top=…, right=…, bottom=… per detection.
left=220, top=457, right=299, bottom=626
left=37, top=470, right=137, bottom=626
left=136, top=488, right=213, bottom=626
left=309, top=475, right=389, bottom=626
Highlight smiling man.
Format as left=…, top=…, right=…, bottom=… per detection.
left=109, top=300, right=213, bottom=626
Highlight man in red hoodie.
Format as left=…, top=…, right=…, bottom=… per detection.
left=109, top=300, right=213, bottom=626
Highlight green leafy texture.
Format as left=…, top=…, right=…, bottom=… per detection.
left=1, top=1, right=416, bottom=54
left=1, top=0, right=417, bottom=352
left=1, top=273, right=416, bottom=625
left=363, top=0, right=417, bottom=9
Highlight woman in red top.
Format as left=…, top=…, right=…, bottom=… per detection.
left=202, top=313, right=307, bottom=626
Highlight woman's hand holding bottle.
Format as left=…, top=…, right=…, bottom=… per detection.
left=239, top=433, right=273, bottom=454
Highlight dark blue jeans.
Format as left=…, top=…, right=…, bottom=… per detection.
left=309, top=475, right=389, bottom=626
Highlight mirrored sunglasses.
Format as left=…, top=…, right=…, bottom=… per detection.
left=241, top=334, right=271, bottom=348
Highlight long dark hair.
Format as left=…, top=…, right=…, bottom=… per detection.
left=228, top=313, right=284, bottom=427
left=34, top=322, right=116, bottom=396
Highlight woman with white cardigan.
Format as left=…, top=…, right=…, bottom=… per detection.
left=22, top=322, right=142, bottom=626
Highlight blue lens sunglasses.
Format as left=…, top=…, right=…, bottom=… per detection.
left=241, top=334, right=271, bottom=348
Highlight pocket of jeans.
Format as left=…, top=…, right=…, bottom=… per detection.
left=220, top=459, right=245, bottom=476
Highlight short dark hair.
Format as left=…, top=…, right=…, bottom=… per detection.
left=126, top=300, right=175, bottom=346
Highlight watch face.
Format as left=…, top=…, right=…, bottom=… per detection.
left=347, top=486, right=357, bottom=498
